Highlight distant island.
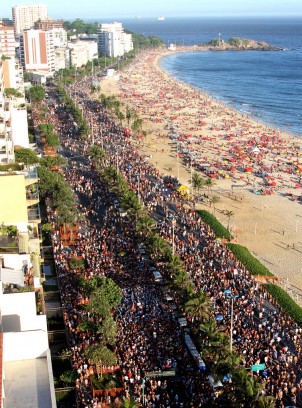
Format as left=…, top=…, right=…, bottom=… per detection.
left=203, top=37, right=284, bottom=51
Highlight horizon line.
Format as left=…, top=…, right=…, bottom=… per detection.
left=57, top=14, right=302, bottom=20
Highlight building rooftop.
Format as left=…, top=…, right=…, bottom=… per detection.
left=4, top=357, right=54, bottom=408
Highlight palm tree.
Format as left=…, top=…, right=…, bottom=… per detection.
left=222, top=351, right=244, bottom=373
left=126, top=107, right=133, bottom=126
left=232, top=367, right=264, bottom=407
left=148, top=233, right=170, bottom=261
left=173, top=267, right=190, bottom=291
left=131, top=118, right=143, bottom=137
left=209, top=195, right=220, bottom=214
left=166, top=253, right=184, bottom=273
left=191, top=172, right=205, bottom=196
left=136, top=215, right=156, bottom=237
left=120, top=190, right=142, bottom=219
left=115, top=108, right=125, bottom=126
left=212, top=351, right=244, bottom=382
left=118, top=397, right=138, bottom=408
left=225, top=210, right=234, bottom=231
left=203, top=332, right=230, bottom=364
left=257, top=395, right=276, bottom=408
left=102, top=166, right=118, bottom=186
left=205, top=177, right=216, bottom=194
left=199, top=317, right=225, bottom=346
left=89, top=145, right=106, bottom=167
left=184, top=291, right=211, bottom=323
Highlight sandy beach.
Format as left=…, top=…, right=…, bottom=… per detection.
left=100, top=47, right=302, bottom=297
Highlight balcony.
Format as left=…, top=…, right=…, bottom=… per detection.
left=0, top=234, right=18, bottom=254
left=26, top=191, right=40, bottom=207
left=26, top=191, right=40, bottom=206
left=27, top=204, right=41, bottom=223
left=25, top=167, right=39, bottom=186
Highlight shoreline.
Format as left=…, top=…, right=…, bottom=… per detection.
left=100, top=47, right=302, bottom=295
left=158, top=48, right=301, bottom=139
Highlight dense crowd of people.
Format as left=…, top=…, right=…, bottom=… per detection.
left=36, top=75, right=302, bottom=408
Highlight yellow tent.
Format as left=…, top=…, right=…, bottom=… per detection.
left=177, top=185, right=191, bottom=197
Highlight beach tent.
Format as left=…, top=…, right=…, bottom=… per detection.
left=177, top=185, right=190, bottom=197
left=252, top=147, right=260, bottom=154
left=177, top=185, right=190, bottom=192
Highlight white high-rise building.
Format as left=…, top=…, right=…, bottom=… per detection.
left=0, top=22, right=16, bottom=59
left=20, top=29, right=55, bottom=73
left=97, top=22, right=133, bottom=58
left=68, top=40, right=98, bottom=68
left=12, top=4, right=48, bottom=36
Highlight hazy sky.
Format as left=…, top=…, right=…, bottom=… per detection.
left=2, top=0, right=302, bottom=20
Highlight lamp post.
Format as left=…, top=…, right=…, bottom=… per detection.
left=177, top=138, right=180, bottom=181
left=190, top=156, right=194, bottom=198
left=134, top=173, right=141, bottom=204
left=169, top=215, right=177, bottom=256
left=172, top=218, right=176, bottom=255
left=115, top=148, right=119, bottom=173
left=224, top=289, right=238, bottom=353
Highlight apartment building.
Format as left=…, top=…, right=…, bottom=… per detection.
left=34, top=18, right=64, bottom=31
left=0, top=62, right=14, bottom=165
left=0, top=284, right=56, bottom=408
left=68, top=40, right=98, bottom=68
left=12, top=4, right=48, bottom=36
left=20, top=29, right=55, bottom=73
left=0, top=23, right=16, bottom=59
left=2, top=59, right=24, bottom=91
left=97, top=22, right=133, bottom=58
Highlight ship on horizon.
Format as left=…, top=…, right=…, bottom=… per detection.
left=157, top=16, right=165, bottom=21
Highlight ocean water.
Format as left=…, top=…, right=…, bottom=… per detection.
left=103, top=17, right=302, bottom=137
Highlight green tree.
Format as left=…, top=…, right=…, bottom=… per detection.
left=39, top=156, right=66, bottom=168
left=97, top=316, right=117, bottom=346
left=203, top=332, right=230, bottom=366
left=57, top=203, right=78, bottom=233
left=85, top=344, right=116, bottom=378
left=100, top=276, right=122, bottom=308
left=29, top=85, right=45, bottom=102
left=185, top=291, right=211, bottom=323
left=191, top=172, right=205, bottom=196
left=89, top=145, right=106, bottom=165
left=118, top=397, right=138, bottom=408
left=86, top=288, right=111, bottom=318
left=60, top=370, right=77, bottom=386
left=37, top=166, right=64, bottom=197
left=45, top=133, right=60, bottom=147
left=136, top=215, right=156, bottom=237
left=210, top=195, right=220, bottom=215
left=147, top=233, right=170, bottom=260
left=115, top=109, right=125, bottom=125
left=41, top=223, right=54, bottom=233
left=205, top=177, right=216, bottom=194
left=232, top=367, right=264, bottom=407
left=199, top=317, right=226, bottom=346
left=126, top=107, right=137, bottom=126
left=120, top=189, right=142, bottom=219
left=4, top=88, right=23, bottom=98
left=257, top=395, right=276, bottom=408
left=131, top=117, right=143, bottom=136
left=23, top=72, right=30, bottom=82
left=14, top=148, right=39, bottom=164
left=225, top=210, right=234, bottom=232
